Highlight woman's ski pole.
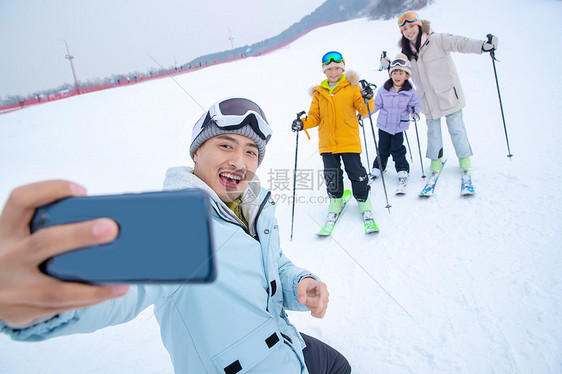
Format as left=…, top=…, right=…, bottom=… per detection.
left=360, top=79, right=391, bottom=212
left=486, top=33, right=513, bottom=158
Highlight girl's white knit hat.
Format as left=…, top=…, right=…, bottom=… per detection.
left=389, top=53, right=411, bottom=75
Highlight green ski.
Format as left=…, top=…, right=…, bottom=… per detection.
left=317, top=190, right=352, bottom=236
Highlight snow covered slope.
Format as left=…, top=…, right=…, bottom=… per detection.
left=1, top=0, right=561, bottom=372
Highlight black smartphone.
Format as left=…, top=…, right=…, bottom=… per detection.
left=30, top=189, right=216, bottom=285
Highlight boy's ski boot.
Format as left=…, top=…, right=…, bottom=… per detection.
left=358, top=197, right=379, bottom=234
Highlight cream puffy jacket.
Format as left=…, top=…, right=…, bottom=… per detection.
left=404, top=21, right=483, bottom=119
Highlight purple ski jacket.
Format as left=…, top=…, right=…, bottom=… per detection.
left=373, top=83, right=420, bottom=135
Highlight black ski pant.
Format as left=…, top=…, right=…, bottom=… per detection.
left=372, top=129, right=409, bottom=173
left=301, top=333, right=351, bottom=374
left=321, top=152, right=370, bottom=202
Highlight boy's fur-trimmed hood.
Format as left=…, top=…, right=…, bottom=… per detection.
left=309, top=70, right=360, bottom=96
left=344, top=71, right=360, bottom=87
left=399, top=20, right=431, bottom=48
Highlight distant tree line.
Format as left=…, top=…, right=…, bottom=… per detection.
left=0, top=65, right=188, bottom=107
left=185, top=0, right=430, bottom=68
left=0, top=0, right=430, bottom=107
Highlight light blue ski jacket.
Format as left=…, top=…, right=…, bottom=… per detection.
left=1, top=166, right=316, bottom=373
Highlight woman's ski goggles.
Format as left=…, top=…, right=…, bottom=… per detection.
left=322, top=51, right=345, bottom=65
left=192, top=98, right=272, bottom=144
left=390, top=58, right=409, bottom=68
left=398, top=11, right=419, bottom=27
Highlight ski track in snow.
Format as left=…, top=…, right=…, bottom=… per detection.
left=1, top=0, right=562, bottom=373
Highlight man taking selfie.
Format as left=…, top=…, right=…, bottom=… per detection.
left=0, top=98, right=351, bottom=374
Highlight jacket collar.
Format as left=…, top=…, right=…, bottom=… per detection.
left=320, top=74, right=348, bottom=94
left=163, top=166, right=265, bottom=236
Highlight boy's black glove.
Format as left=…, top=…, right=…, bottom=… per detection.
left=412, top=111, right=420, bottom=122
left=482, top=34, right=499, bottom=52
left=291, top=119, right=303, bottom=132
left=360, top=86, right=374, bottom=100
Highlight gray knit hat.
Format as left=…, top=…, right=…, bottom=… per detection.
left=322, top=60, right=345, bottom=73
left=189, top=111, right=268, bottom=166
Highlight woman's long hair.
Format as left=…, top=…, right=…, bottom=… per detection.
left=401, top=25, right=423, bottom=61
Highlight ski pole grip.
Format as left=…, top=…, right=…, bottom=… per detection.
left=485, top=34, right=497, bottom=58
left=357, top=113, right=363, bottom=126
left=296, top=111, right=306, bottom=120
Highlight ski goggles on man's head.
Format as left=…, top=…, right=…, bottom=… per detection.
left=398, top=11, right=419, bottom=27
left=390, top=58, right=409, bottom=68
left=192, top=98, right=272, bottom=144
left=322, top=51, right=345, bottom=65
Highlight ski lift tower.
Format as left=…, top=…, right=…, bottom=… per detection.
left=63, top=40, right=80, bottom=94
left=228, top=28, right=235, bottom=59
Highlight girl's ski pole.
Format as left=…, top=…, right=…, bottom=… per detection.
left=360, top=79, right=391, bottom=212
left=378, top=51, right=388, bottom=71
left=404, top=131, right=414, bottom=164
left=412, top=109, right=426, bottom=178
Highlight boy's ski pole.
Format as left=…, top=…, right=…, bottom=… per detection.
left=411, top=109, right=426, bottom=178
left=290, top=111, right=306, bottom=241
left=360, top=79, right=391, bottom=213
left=357, top=114, right=371, bottom=174
left=486, top=33, right=513, bottom=158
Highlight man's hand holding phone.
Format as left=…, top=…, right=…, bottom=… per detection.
left=30, top=188, right=215, bottom=285
left=0, top=180, right=129, bottom=329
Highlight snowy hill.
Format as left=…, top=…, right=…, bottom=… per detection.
left=1, top=0, right=561, bottom=373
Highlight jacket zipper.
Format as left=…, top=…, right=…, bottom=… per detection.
left=253, top=191, right=271, bottom=236
left=218, top=191, right=271, bottom=240
left=415, top=35, right=431, bottom=60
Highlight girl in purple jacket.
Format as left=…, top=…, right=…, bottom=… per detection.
left=369, top=53, right=420, bottom=193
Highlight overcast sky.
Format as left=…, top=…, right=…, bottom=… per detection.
left=0, top=0, right=325, bottom=98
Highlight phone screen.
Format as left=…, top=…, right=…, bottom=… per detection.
left=31, top=189, right=216, bottom=284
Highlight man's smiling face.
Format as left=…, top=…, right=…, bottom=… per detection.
left=193, top=133, right=259, bottom=203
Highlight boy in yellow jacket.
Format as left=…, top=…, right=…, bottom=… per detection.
left=292, top=51, right=375, bottom=224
